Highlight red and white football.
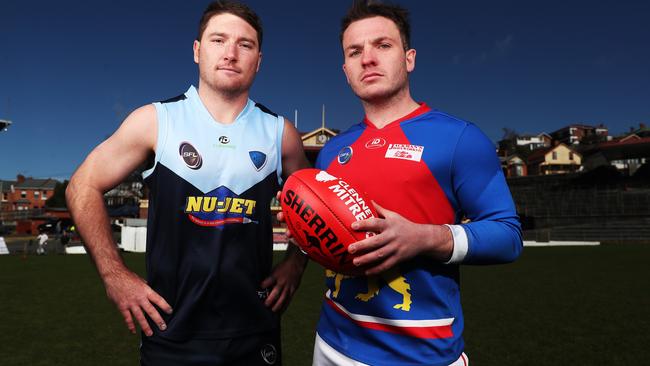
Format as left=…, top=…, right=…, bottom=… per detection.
left=280, top=169, right=377, bottom=274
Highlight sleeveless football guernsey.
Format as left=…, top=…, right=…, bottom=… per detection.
left=142, top=86, right=284, bottom=340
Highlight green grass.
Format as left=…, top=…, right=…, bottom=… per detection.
left=1, top=245, right=648, bottom=365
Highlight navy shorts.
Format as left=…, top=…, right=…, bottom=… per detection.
left=140, top=328, right=281, bottom=366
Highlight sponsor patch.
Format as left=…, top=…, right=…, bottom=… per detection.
left=249, top=151, right=267, bottom=171
left=365, top=137, right=386, bottom=149
left=385, top=144, right=424, bottom=162
left=184, top=187, right=257, bottom=228
left=179, top=142, right=202, bottom=169
left=337, top=146, right=353, bottom=165
left=218, top=135, right=230, bottom=144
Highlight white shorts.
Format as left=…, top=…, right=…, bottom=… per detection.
left=313, top=333, right=469, bottom=366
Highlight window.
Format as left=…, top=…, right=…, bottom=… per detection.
left=552, top=151, right=557, bottom=160
left=42, top=191, right=48, bottom=200
left=569, top=152, right=574, bottom=160
left=2, top=193, right=7, bottom=201
left=35, top=191, right=40, bottom=197
left=515, top=165, right=523, bottom=176
left=21, top=191, right=27, bottom=198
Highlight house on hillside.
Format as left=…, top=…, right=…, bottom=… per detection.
left=582, top=133, right=650, bottom=175
left=550, top=124, right=609, bottom=145
left=501, top=155, right=528, bottom=177
left=516, top=133, right=552, bottom=150
left=527, top=143, right=582, bottom=175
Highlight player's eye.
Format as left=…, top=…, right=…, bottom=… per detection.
left=348, top=49, right=361, bottom=57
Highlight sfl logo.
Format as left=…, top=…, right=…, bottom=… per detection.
left=218, top=136, right=230, bottom=144
left=178, top=142, right=202, bottom=170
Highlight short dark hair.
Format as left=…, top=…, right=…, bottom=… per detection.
left=340, top=0, right=411, bottom=50
left=197, top=1, right=263, bottom=50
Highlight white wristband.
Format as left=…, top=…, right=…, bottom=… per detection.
left=443, top=224, right=468, bottom=264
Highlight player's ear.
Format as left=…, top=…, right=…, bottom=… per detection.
left=342, top=64, right=351, bottom=84
left=256, top=52, right=262, bottom=73
left=405, top=48, right=416, bottom=73
left=193, top=40, right=200, bottom=64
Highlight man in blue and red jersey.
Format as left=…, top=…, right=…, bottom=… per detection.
left=311, top=2, right=523, bottom=365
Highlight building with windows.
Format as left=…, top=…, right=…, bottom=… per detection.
left=527, top=143, right=582, bottom=175
left=1, top=175, right=58, bottom=211
left=1, top=180, right=17, bottom=211
left=550, top=124, right=608, bottom=145
left=501, top=155, right=528, bottom=177
left=582, top=133, right=650, bottom=175
left=515, top=133, right=552, bottom=150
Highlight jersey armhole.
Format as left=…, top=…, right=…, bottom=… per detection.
left=142, top=102, right=168, bottom=179
left=275, top=115, right=285, bottom=185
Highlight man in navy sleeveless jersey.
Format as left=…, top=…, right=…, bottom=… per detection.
left=66, top=2, right=309, bottom=365
left=308, top=2, right=523, bottom=365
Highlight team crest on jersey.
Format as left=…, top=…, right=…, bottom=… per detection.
left=249, top=151, right=267, bottom=171
left=365, top=137, right=386, bottom=149
left=184, top=186, right=257, bottom=227
left=179, top=142, right=202, bottom=169
left=218, top=135, right=230, bottom=144
left=385, top=144, right=424, bottom=162
left=337, top=146, right=353, bottom=165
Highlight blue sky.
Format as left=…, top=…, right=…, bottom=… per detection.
left=1, top=0, right=649, bottom=180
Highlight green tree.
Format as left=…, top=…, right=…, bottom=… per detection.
left=45, top=180, right=68, bottom=208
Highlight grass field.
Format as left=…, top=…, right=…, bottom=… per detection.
left=1, top=244, right=648, bottom=365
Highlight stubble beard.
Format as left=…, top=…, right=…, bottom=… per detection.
left=201, top=68, right=254, bottom=100
left=355, top=77, right=408, bottom=106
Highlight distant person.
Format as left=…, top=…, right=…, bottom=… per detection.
left=309, top=2, right=523, bottom=365
left=66, top=1, right=309, bottom=365
left=36, top=231, right=48, bottom=255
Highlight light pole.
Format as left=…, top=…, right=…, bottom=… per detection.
left=0, top=119, right=11, bottom=132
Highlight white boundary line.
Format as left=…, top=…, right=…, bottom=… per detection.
left=523, top=241, right=600, bottom=247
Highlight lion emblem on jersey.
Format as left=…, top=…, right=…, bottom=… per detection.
left=326, top=267, right=412, bottom=311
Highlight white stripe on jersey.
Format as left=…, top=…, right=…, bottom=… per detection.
left=326, top=290, right=454, bottom=327
left=313, top=333, right=469, bottom=366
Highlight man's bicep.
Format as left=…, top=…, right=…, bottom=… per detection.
left=280, top=118, right=310, bottom=179
left=72, top=105, right=157, bottom=192
left=453, top=124, right=522, bottom=263
left=453, top=124, right=514, bottom=219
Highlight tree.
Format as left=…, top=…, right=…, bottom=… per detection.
left=498, top=127, right=519, bottom=156
left=45, top=180, right=69, bottom=208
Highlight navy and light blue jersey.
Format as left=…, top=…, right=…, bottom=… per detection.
left=314, top=104, right=522, bottom=365
left=142, top=86, right=285, bottom=340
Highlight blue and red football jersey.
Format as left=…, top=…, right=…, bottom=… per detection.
left=314, top=104, right=522, bottom=365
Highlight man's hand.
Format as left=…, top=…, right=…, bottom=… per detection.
left=276, top=190, right=294, bottom=240
left=348, top=201, right=453, bottom=276
left=260, top=246, right=307, bottom=313
left=103, top=268, right=173, bottom=336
